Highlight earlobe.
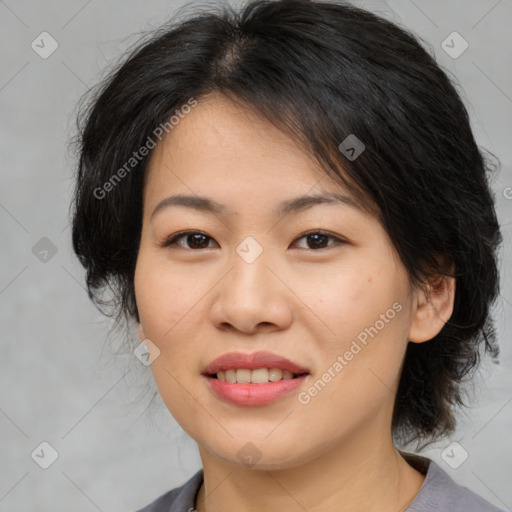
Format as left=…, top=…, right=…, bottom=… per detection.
left=408, top=275, right=456, bottom=343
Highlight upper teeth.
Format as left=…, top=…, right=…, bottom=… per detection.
left=217, top=368, right=296, bottom=383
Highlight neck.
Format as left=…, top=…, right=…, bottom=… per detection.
left=194, top=421, right=425, bottom=512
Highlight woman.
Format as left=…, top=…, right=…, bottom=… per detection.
left=70, top=0, right=505, bottom=510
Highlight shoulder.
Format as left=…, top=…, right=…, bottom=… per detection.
left=133, top=469, right=203, bottom=512
left=402, top=452, right=506, bottom=512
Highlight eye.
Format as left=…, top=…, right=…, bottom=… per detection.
left=161, top=231, right=217, bottom=250
left=161, top=230, right=344, bottom=251
left=292, top=230, right=344, bottom=250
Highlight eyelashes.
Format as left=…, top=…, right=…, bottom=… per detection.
left=160, top=230, right=345, bottom=251
left=162, top=231, right=216, bottom=250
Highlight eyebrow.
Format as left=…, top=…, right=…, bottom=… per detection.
left=150, top=192, right=363, bottom=220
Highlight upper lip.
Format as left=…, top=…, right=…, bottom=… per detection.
left=203, top=351, right=309, bottom=375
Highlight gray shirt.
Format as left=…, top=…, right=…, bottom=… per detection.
left=135, top=453, right=506, bottom=511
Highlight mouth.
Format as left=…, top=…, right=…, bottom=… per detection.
left=208, top=368, right=309, bottom=384
left=203, top=351, right=310, bottom=380
left=202, top=351, right=310, bottom=406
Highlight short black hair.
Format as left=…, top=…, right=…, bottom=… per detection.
left=70, top=0, right=502, bottom=447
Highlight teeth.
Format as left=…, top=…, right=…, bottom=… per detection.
left=224, top=369, right=236, bottom=383
left=268, top=368, right=283, bottom=381
left=216, top=368, right=300, bottom=383
left=235, top=369, right=251, bottom=383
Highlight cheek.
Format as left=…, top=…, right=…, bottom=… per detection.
left=316, top=261, right=409, bottom=389
left=134, top=256, right=201, bottom=421
left=319, top=263, right=398, bottom=338
left=134, top=253, right=197, bottom=339
left=134, top=253, right=210, bottom=393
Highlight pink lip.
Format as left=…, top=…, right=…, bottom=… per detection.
left=202, top=351, right=310, bottom=407
left=203, top=351, right=309, bottom=375
left=205, top=375, right=308, bottom=406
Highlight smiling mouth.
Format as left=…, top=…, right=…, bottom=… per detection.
left=209, top=368, right=309, bottom=384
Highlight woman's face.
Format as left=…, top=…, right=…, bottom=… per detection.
left=134, top=94, right=418, bottom=469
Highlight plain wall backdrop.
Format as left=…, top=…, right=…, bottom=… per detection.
left=0, top=0, right=511, bottom=510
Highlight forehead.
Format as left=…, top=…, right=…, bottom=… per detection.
left=144, top=95, right=357, bottom=203
left=148, top=95, right=323, bottom=176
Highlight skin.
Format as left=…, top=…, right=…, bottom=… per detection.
left=134, top=93, right=455, bottom=512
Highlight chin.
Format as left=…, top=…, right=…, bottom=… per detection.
left=203, top=438, right=315, bottom=471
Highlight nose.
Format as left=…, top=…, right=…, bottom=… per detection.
left=209, top=246, right=293, bottom=334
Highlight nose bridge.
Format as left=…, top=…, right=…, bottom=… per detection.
left=235, top=234, right=266, bottom=265
left=230, top=234, right=274, bottom=297
left=211, top=234, right=291, bottom=332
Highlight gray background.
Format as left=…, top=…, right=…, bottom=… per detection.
left=1, top=0, right=511, bottom=510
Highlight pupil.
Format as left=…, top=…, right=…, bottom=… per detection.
left=309, top=234, right=328, bottom=248
left=189, top=234, right=208, bottom=249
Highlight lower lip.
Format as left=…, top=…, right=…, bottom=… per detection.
left=204, top=374, right=308, bottom=406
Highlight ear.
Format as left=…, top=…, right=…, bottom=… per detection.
left=408, top=273, right=456, bottom=343
left=137, top=323, right=146, bottom=342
